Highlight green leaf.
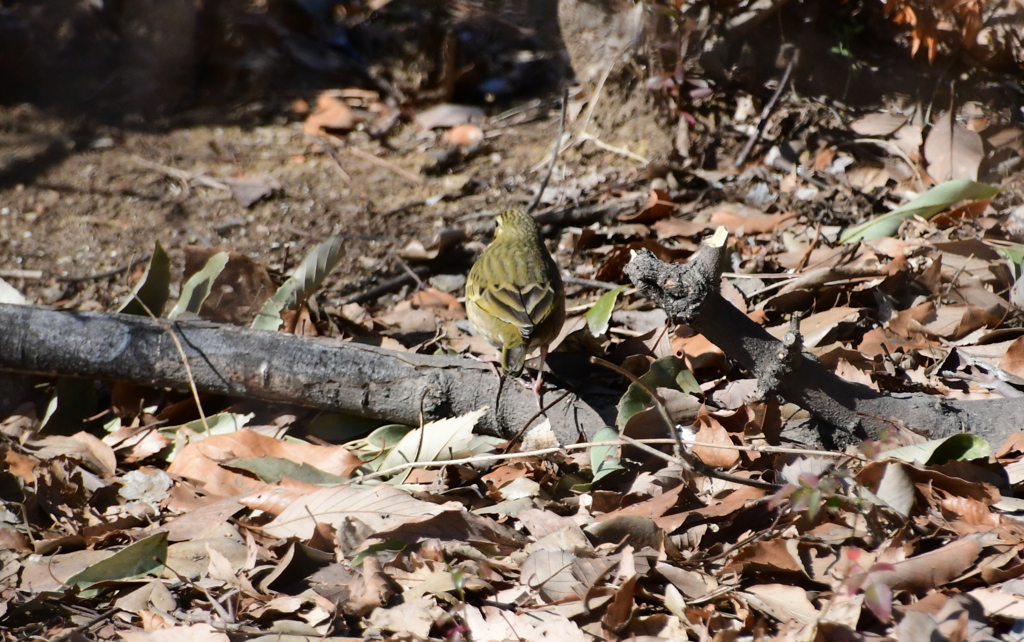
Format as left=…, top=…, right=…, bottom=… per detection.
left=839, top=180, right=1000, bottom=244
left=585, top=285, right=627, bottom=337
left=251, top=236, right=345, bottom=330
left=883, top=434, right=990, bottom=466
left=66, top=532, right=167, bottom=591
left=351, top=539, right=406, bottom=567
left=227, top=457, right=345, bottom=484
left=118, top=241, right=172, bottom=317
left=616, top=355, right=700, bottom=428
left=996, top=244, right=1024, bottom=271
left=590, top=426, right=623, bottom=483
left=167, top=251, right=229, bottom=320
left=346, top=423, right=415, bottom=470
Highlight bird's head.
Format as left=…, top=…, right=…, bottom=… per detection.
left=495, top=209, right=539, bottom=242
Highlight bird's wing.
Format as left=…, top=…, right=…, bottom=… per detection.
left=471, top=279, right=558, bottom=340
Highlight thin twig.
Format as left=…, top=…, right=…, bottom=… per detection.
left=792, top=222, right=822, bottom=273
left=527, top=88, right=569, bottom=214
left=619, top=434, right=780, bottom=491
left=577, top=132, right=650, bottom=164
left=735, top=50, right=800, bottom=167
left=327, top=138, right=424, bottom=185
left=0, top=269, right=43, bottom=280
left=50, top=607, right=120, bottom=642
left=591, top=356, right=781, bottom=491
left=55, top=254, right=152, bottom=283
left=353, top=436, right=820, bottom=485
left=133, top=298, right=210, bottom=434
left=591, top=356, right=686, bottom=457
left=319, top=138, right=352, bottom=183
left=398, top=258, right=426, bottom=291
left=340, top=266, right=432, bottom=305
left=503, top=388, right=575, bottom=454
left=564, top=276, right=623, bottom=291
left=348, top=146, right=424, bottom=184
left=131, top=155, right=230, bottom=192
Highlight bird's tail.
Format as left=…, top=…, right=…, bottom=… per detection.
left=502, top=342, right=528, bottom=377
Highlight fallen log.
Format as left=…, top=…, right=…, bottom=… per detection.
left=624, top=230, right=1022, bottom=449
left=0, top=304, right=605, bottom=443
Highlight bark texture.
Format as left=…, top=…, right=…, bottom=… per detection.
left=0, top=304, right=605, bottom=443
left=624, top=242, right=1022, bottom=449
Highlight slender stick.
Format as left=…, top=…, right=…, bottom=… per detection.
left=735, top=50, right=800, bottom=167
left=527, top=87, right=569, bottom=214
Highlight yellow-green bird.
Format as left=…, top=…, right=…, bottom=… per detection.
left=466, top=210, right=566, bottom=397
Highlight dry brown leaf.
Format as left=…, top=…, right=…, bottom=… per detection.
left=520, top=549, right=615, bottom=602
left=443, top=123, right=484, bottom=146
left=368, top=596, right=443, bottom=638
left=930, top=198, right=993, bottom=227
left=998, top=337, right=1024, bottom=379
left=870, top=536, right=984, bottom=592
left=618, top=189, right=676, bottom=223
left=262, top=483, right=462, bottom=540
left=850, top=112, right=909, bottom=137
left=741, top=584, right=819, bottom=625
left=768, top=306, right=861, bottom=348
left=169, top=428, right=361, bottom=479
left=119, top=623, right=230, bottom=642
left=691, top=412, right=740, bottom=468
left=708, top=207, right=794, bottom=235
left=672, top=329, right=725, bottom=372
left=939, top=496, right=999, bottom=527
left=517, top=508, right=584, bottom=540
left=303, top=92, right=356, bottom=135
left=924, top=111, right=985, bottom=182
left=725, top=538, right=804, bottom=575
left=181, top=246, right=275, bottom=325
left=29, top=432, right=117, bottom=476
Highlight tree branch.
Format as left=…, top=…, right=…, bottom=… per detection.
left=0, top=304, right=605, bottom=444
left=624, top=235, right=1020, bottom=449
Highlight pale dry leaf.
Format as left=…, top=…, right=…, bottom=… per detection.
left=767, top=306, right=861, bottom=348
left=873, top=462, right=916, bottom=518
left=119, top=623, right=229, bottom=642
left=262, top=483, right=462, bottom=540
left=368, top=596, right=442, bottom=638
left=415, top=104, right=485, bottom=129
left=968, top=588, right=1024, bottom=619
left=742, top=584, right=819, bottom=625
left=850, top=112, right=909, bottom=137
left=303, top=92, right=355, bottom=135
left=520, top=549, right=615, bottom=602
left=725, top=539, right=804, bottom=575
left=870, top=535, right=985, bottom=592
left=29, top=432, right=117, bottom=476
left=378, top=406, right=488, bottom=482
left=924, top=111, right=984, bottom=182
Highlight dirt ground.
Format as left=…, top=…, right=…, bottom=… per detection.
left=0, top=99, right=634, bottom=312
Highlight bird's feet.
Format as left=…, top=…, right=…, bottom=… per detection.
left=467, top=352, right=502, bottom=378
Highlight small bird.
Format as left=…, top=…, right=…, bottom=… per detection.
left=465, top=209, right=566, bottom=402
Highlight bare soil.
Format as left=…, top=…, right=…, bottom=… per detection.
left=0, top=100, right=634, bottom=312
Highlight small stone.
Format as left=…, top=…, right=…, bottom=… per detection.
left=429, top=273, right=467, bottom=293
